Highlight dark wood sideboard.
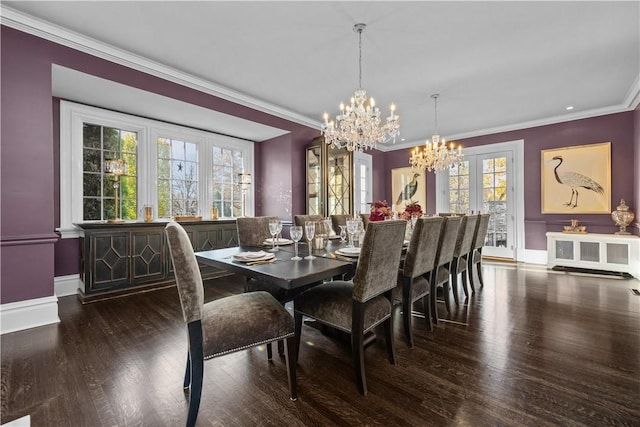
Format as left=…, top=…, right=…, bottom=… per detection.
left=75, top=220, right=238, bottom=303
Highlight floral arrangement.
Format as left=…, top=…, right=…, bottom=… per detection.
left=399, top=200, right=423, bottom=220
left=369, top=200, right=394, bottom=222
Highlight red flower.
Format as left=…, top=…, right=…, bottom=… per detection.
left=369, top=200, right=394, bottom=222
left=399, top=200, right=423, bottom=220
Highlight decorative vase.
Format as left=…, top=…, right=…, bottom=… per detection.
left=611, top=199, right=634, bottom=235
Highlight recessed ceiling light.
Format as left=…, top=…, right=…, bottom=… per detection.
left=401, top=138, right=405, bottom=141
left=566, top=106, right=574, bottom=110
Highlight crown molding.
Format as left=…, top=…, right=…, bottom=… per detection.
left=377, top=101, right=637, bottom=153
left=0, top=6, right=322, bottom=131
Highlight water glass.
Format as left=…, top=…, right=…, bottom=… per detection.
left=290, top=225, right=303, bottom=261
left=304, top=221, right=316, bottom=260
left=268, top=219, right=279, bottom=252
left=346, top=219, right=358, bottom=248
left=339, top=225, right=347, bottom=243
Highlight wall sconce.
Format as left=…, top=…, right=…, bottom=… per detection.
left=104, top=158, right=127, bottom=222
left=238, top=173, right=252, bottom=217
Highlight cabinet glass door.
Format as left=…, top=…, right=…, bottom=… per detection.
left=326, top=145, right=351, bottom=215
left=306, top=146, right=322, bottom=216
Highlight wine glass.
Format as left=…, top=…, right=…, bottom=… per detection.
left=268, top=218, right=279, bottom=252
left=338, top=225, right=347, bottom=243
left=290, top=226, right=303, bottom=261
left=304, top=221, right=316, bottom=260
left=274, top=220, right=283, bottom=251
left=346, top=219, right=358, bottom=248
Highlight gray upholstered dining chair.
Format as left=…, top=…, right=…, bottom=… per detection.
left=429, top=216, right=462, bottom=325
left=450, top=214, right=479, bottom=302
left=330, top=214, right=352, bottom=235
left=165, top=222, right=297, bottom=427
left=293, top=214, right=323, bottom=240
left=468, top=213, right=491, bottom=291
left=294, top=220, right=406, bottom=395
left=392, top=216, right=444, bottom=347
left=236, top=216, right=276, bottom=247
left=359, top=213, right=371, bottom=228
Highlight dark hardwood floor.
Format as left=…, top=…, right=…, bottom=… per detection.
left=2, top=262, right=639, bottom=426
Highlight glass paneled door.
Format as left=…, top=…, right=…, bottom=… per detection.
left=440, top=150, right=516, bottom=259
left=475, top=152, right=515, bottom=259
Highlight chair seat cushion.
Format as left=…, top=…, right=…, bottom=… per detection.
left=294, top=281, right=392, bottom=334
left=202, top=291, right=294, bottom=358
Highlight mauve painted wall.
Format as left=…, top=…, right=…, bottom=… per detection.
left=380, top=112, right=636, bottom=250
left=1, top=26, right=319, bottom=303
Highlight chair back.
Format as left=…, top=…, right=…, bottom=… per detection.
left=453, top=214, right=478, bottom=258
left=293, top=214, right=323, bottom=240
left=352, top=220, right=406, bottom=303
left=402, top=216, right=444, bottom=279
left=331, top=214, right=351, bottom=234
left=165, top=222, right=204, bottom=324
left=236, top=216, right=276, bottom=247
left=472, top=214, right=491, bottom=251
left=434, top=216, right=462, bottom=268
left=360, top=213, right=371, bottom=228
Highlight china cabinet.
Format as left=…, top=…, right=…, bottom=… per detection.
left=306, top=137, right=353, bottom=216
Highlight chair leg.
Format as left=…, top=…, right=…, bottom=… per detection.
left=266, top=343, right=273, bottom=360
left=442, top=281, right=452, bottom=313
left=468, top=258, right=477, bottom=293
left=430, top=273, right=439, bottom=325
left=186, top=321, right=204, bottom=427
left=402, top=277, right=414, bottom=347
left=183, top=352, right=191, bottom=389
left=422, top=295, right=433, bottom=331
left=277, top=339, right=285, bottom=356
left=461, top=266, right=470, bottom=297
left=352, top=302, right=367, bottom=396
left=450, top=260, right=460, bottom=306
left=294, top=311, right=304, bottom=363
left=384, top=315, right=396, bottom=365
left=477, top=260, right=485, bottom=288
left=284, top=336, right=298, bottom=401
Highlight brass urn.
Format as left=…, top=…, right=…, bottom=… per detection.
left=611, top=199, right=634, bottom=235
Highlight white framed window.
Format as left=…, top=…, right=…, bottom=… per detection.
left=59, top=101, right=254, bottom=238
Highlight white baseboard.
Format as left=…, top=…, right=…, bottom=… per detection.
left=0, top=296, right=59, bottom=335
left=521, top=249, right=547, bottom=265
left=54, top=274, right=82, bottom=297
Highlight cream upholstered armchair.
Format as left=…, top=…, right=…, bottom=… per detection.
left=294, top=220, right=406, bottom=395
left=393, top=216, right=444, bottom=347
left=165, top=222, right=297, bottom=427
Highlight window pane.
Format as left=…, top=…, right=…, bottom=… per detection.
left=157, top=137, right=199, bottom=217
left=82, top=123, right=137, bottom=221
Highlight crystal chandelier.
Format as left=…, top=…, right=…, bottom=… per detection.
left=321, top=23, right=400, bottom=152
left=409, top=94, right=463, bottom=172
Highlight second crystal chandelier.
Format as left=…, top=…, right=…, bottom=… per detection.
left=321, top=23, right=400, bottom=152
left=410, top=94, right=463, bottom=172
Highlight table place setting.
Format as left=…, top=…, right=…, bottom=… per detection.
left=335, top=247, right=361, bottom=257
left=263, top=237, right=294, bottom=246
left=232, top=251, right=276, bottom=264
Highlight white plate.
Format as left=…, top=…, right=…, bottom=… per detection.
left=233, top=252, right=275, bottom=262
left=336, top=248, right=361, bottom=257
left=328, top=235, right=342, bottom=240
left=263, top=238, right=294, bottom=245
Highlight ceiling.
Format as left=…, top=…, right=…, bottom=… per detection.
left=3, top=1, right=639, bottom=150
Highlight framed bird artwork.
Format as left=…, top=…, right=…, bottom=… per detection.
left=391, top=167, right=426, bottom=215
left=541, top=142, right=611, bottom=214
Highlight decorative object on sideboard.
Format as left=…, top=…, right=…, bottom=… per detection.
left=142, top=205, right=153, bottom=223
left=409, top=94, right=463, bottom=173
left=563, top=219, right=587, bottom=233
left=103, top=158, right=127, bottom=223
left=611, top=199, right=634, bottom=235
left=321, top=23, right=399, bottom=152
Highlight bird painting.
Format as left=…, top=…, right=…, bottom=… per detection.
left=395, top=172, right=420, bottom=206
left=551, top=155, right=604, bottom=208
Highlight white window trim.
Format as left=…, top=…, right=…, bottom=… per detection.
left=59, top=101, right=254, bottom=239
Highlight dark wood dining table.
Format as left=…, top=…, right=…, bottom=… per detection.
left=195, top=238, right=357, bottom=291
